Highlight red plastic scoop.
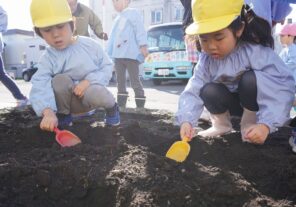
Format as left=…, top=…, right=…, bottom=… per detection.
left=53, top=127, right=81, bottom=147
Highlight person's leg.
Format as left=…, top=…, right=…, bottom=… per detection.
left=238, top=70, right=259, bottom=141
left=198, top=82, right=241, bottom=137
left=75, top=85, right=115, bottom=113
left=125, top=59, right=145, bottom=108
left=52, top=74, right=75, bottom=127
left=114, top=58, right=129, bottom=107
left=0, top=56, right=26, bottom=100
left=52, top=74, right=74, bottom=115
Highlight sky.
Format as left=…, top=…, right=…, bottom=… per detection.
left=0, top=0, right=89, bottom=30
left=0, top=0, right=295, bottom=31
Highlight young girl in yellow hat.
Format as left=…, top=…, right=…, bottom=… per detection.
left=29, top=0, right=120, bottom=132
left=176, top=0, right=295, bottom=144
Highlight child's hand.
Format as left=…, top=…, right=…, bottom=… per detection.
left=140, top=46, right=149, bottom=58
left=180, top=122, right=195, bottom=141
left=244, top=124, right=270, bottom=145
left=73, top=80, right=90, bottom=98
left=40, top=108, right=58, bottom=132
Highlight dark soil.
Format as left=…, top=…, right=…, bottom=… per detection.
left=0, top=107, right=295, bottom=207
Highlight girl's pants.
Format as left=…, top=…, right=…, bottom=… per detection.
left=52, top=74, right=115, bottom=115
left=200, top=70, right=259, bottom=116
left=0, top=56, right=26, bottom=100
left=114, top=58, right=145, bottom=98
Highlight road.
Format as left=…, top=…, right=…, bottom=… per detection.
left=0, top=80, right=186, bottom=113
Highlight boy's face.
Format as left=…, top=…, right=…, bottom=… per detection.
left=112, top=0, right=129, bottom=12
left=39, top=22, right=74, bottom=50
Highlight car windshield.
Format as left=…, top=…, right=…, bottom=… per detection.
left=147, top=24, right=185, bottom=53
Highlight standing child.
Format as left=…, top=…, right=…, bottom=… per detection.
left=29, top=0, right=120, bottom=132
left=279, top=23, right=296, bottom=82
left=176, top=0, right=295, bottom=145
left=0, top=6, right=28, bottom=107
left=107, top=0, right=148, bottom=108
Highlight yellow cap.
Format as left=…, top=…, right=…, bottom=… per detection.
left=186, top=0, right=243, bottom=35
left=30, top=0, right=73, bottom=28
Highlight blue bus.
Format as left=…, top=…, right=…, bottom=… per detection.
left=143, top=22, right=194, bottom=85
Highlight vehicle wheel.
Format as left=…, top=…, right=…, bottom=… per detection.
left=153, top=79, right=162, bottom=85
left=23, top=72, right=31, bottom=82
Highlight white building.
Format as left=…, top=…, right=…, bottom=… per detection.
left=89, top=0, right=184, bottom=37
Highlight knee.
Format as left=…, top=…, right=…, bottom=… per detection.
left=52, top=74, right=73, bottom=93
left=239, top=70, right=256, bottom=90
left=200, top=82, right=223, bottom=100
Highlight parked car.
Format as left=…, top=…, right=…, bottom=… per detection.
left=143, top=22, right=194, bottom=85
left=22, top=63, right=38, bottom=82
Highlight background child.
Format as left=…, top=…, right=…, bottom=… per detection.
left=278, top=23, right=296, bottom=153
left=176, top=0, right=295, bottom=145
left=0, top=6, right=28, bottom=107
left=29, top=0, right=119, bottom=132
left=279, top=23, right=296, bottom=82
left=107, top=0, right=148, bottom=108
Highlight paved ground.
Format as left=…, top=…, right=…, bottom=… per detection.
left=2, top=79, right=295, bottom=118
left=0, top=79, right=186, bottom=113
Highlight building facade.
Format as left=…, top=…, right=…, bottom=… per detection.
left=89, top=0, right=184, bottom=37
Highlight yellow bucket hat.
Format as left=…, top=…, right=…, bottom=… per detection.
left=186, top=0, right=243, bottom=35
left=30, top=0, right=73, bottom=28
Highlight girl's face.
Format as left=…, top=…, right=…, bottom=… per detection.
left=198, top=26, right=244, bottom=59
left=280, top=34, right=294, bottom=46
left=112, top=0, right=129, bottom=12
left=39, top=23, right=74, bottom=50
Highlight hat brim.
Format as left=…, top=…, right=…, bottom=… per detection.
left=34, top=16, right=73, bottom=28
left=186, top=14, right=238, bottom=35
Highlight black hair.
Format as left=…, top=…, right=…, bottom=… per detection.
left=228, top=4, right=274, bottom=48
left=34, top=21, right=75, bottom=38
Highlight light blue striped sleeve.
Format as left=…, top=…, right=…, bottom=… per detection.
left=176, top=54, right=211, bottom=126
left=247, top=45, right=295, bottom=133
left=29, top=53, right=57, bottom=117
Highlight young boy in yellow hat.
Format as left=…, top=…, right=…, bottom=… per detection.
left=176, top=0, right=295, bottom=144
left=29, top=0, right=120, bottom=132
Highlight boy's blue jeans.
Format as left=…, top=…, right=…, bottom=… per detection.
left=0, top=56, right=26, bottom=100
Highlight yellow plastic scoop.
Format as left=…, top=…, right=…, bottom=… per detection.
left=166, top=137, right=190, bottom=162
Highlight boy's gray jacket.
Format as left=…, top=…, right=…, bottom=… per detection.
left=73, top=3, right=104, bottom=38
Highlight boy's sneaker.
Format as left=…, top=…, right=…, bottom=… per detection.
left=72, top=109, right=96, bottom=120
left=16, top=98, right=30, bottom=108
left=289, top=136, right=296, bottom=153
left=57, top=114, right=73, bottom=128
left=104, top=103, right=120, bottom=126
